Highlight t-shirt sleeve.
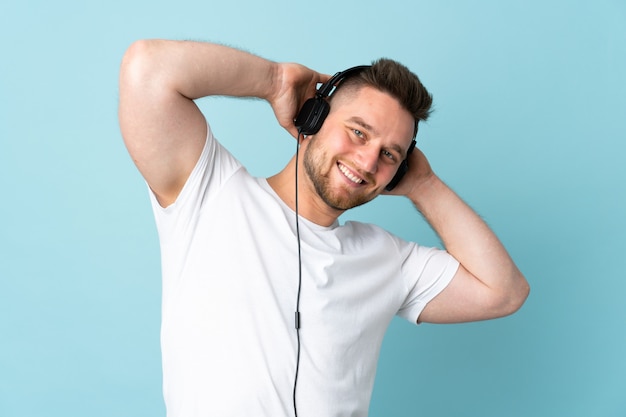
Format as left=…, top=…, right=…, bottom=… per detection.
left=146, top=123, right=242, bottom=290
left=396, top=243, right=460, bottom=324
left=148, top=122, right=242, bottom=232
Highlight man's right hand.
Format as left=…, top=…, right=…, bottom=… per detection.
left=268, top=63, right=331, bottom=139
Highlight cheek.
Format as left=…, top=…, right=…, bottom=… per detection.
left=379, top=163, right=401, bottom=183
left=307, top=132, right=347, bottom=162
left=303, top=137, right=332, bottom=173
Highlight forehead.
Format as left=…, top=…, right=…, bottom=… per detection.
left=330, top=86, right=415, bottom=146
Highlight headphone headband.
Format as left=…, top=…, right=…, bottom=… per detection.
left=295, top=65, right=370, bottom=136
left=317, top=65, right=371, bottom=98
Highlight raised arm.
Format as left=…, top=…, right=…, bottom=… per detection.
left=391, top=148, right=530, bottom=323
left=118, top=39, right=327, bottom=206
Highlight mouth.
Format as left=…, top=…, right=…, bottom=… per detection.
left=337, top=162, right=365, bottom=185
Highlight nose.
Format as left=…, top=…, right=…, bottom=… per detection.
left=355, top=144, right=379, bottom=174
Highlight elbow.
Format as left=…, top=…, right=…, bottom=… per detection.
left=497, top=272, right=530, bottom=318
left=120, top=40, right=158, bottom=87
left=120, top=39, right=177, bottom=97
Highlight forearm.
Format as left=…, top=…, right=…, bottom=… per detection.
left=122, top=39, right=278, bottom=101
left=118, top=39, right=279, bottom=206
left=409, top=175, right=528, bottom=305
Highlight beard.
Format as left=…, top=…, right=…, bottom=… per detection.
left=302, top=136, right=379, bottom=211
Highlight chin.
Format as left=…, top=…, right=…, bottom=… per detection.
left=322, top=188, right=378, bottom=211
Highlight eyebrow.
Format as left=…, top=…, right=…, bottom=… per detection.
left=348, top=117, right=406, bottom=157
left=348, top=117, right=378, bottom=136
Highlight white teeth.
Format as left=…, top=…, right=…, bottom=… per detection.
left=338, top=163, right=363, bottom=184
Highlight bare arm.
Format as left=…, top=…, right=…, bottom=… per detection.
left=118, top=39, right=328, bottom=206
left=390, top=148, right=530, bottom=323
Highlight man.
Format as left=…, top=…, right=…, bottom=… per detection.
left=118, top=39, right=529, bottom=417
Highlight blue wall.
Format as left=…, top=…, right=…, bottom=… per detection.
left=1, top=1, right=625, bottom=416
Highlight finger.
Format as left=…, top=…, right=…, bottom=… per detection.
left=282, top=121, right=299, bottom=140
left=319, top=71, right=332, bottom=81
left=316, top=72, right=332, bottom=88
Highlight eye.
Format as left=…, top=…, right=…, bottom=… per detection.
left=353, top=129, right=364, bottom=138
left=381, top=149, right=396, bottom=162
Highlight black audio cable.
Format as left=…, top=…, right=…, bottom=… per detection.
left=293, top=129, right=304, bottom=417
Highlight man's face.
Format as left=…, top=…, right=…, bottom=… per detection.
left=302, top=86, right=415, bottom=211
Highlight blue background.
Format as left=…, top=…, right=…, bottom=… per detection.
left=1, top=1, right=625, bottom=416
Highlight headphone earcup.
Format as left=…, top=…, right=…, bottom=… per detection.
left=294, top=97, right=330, bottom=135
left=385, top=140, right=416, bottom=191
left=385, top=160, right=408, bottom=191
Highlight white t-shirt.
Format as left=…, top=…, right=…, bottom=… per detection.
left=149, top=124, right=459, bottom=417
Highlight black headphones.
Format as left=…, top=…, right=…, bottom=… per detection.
left=294, top=65, right=417, bottom=191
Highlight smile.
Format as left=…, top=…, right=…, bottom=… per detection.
left=338, top=163, right=364, bottom=184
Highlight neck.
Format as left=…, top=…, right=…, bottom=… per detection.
left=267, top=155, right=343, bottom=227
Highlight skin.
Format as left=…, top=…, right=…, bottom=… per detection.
left=268, top=85, right=415, bottom=226
left=118, top=39, right=530, bottom=324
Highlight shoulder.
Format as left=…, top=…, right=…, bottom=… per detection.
left=339, top=220, right=413, bottom=254
left=341, top=220, right=405, bottom=240
left=341, top=220, right=389, bottom=236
